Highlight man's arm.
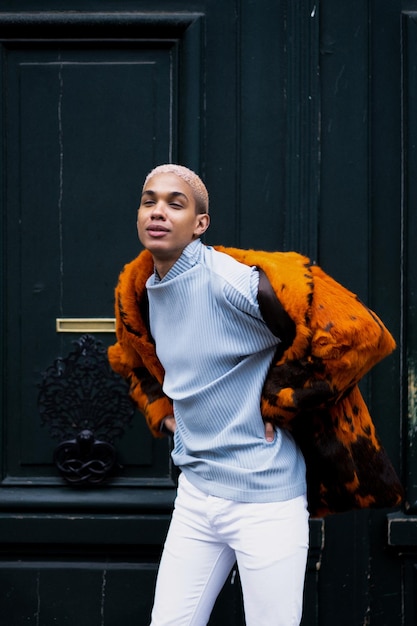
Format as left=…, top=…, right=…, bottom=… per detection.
left=260, top=264, right=396, bottom=427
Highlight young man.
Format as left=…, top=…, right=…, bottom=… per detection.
left=108, top=164, right=403, bottom=626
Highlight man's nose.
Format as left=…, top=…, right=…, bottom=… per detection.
left=150, top=201, right=166, bottom=218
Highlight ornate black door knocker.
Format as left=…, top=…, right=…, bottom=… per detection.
left=38, top=334, right=135, bottom=486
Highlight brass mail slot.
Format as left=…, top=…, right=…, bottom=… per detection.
left=56, top=318, right=116, bottom=333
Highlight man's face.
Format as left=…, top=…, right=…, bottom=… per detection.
left=137, top=172, right=209, bottom=269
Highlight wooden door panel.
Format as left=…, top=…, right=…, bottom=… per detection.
left=2, top=27, right=185, bottom=487
left=0, top=561, right=158, bottom=626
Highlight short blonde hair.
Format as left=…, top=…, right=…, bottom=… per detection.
left=144, top=164, right=209, bottom=214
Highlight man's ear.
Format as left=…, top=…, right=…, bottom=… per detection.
left=195, top=213, right=210, bottom=236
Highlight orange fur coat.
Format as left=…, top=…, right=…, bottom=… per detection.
left=108, top=246, right=404, bottom=517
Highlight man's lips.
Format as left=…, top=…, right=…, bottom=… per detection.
left=146, top=225, right=170, bottom=237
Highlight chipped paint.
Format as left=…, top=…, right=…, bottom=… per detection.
left=100, top=569, right=107, bottom=626
left=315, top=519, right=325, bottom=571
left=408, top=360, right=417, bottom=445
left=35, top=570, right=41, bottom=626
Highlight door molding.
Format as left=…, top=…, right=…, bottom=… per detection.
left=0, top=11, right=204, bottom=40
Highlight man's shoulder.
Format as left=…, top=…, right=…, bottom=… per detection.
left=213, top=245, right=310, bottom=268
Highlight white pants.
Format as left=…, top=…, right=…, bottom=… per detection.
left=150, top=474, right=309, bottom=626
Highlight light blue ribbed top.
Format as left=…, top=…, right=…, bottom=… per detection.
left=146, top=239, right=306, bottom=503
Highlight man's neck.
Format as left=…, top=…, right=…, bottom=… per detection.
left=152, top=239, right=200, bottom=279
left=153, top=252, right=183, bottom=279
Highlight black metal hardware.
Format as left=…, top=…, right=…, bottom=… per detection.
left=38, top=334, right=134, bottom=486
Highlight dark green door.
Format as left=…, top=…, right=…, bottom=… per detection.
left=0, top=1, right=411, bottom=625
left=0, top=5, right=306, bottom=625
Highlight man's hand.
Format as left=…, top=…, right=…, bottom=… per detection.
left=264, top=420, right=275, bottom=442
left=163, top=416, right=176, bottom=434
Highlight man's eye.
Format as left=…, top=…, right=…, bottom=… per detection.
left=170, top=203, right=183, bottom=209
left=143, top=200, right=155, bottom=207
